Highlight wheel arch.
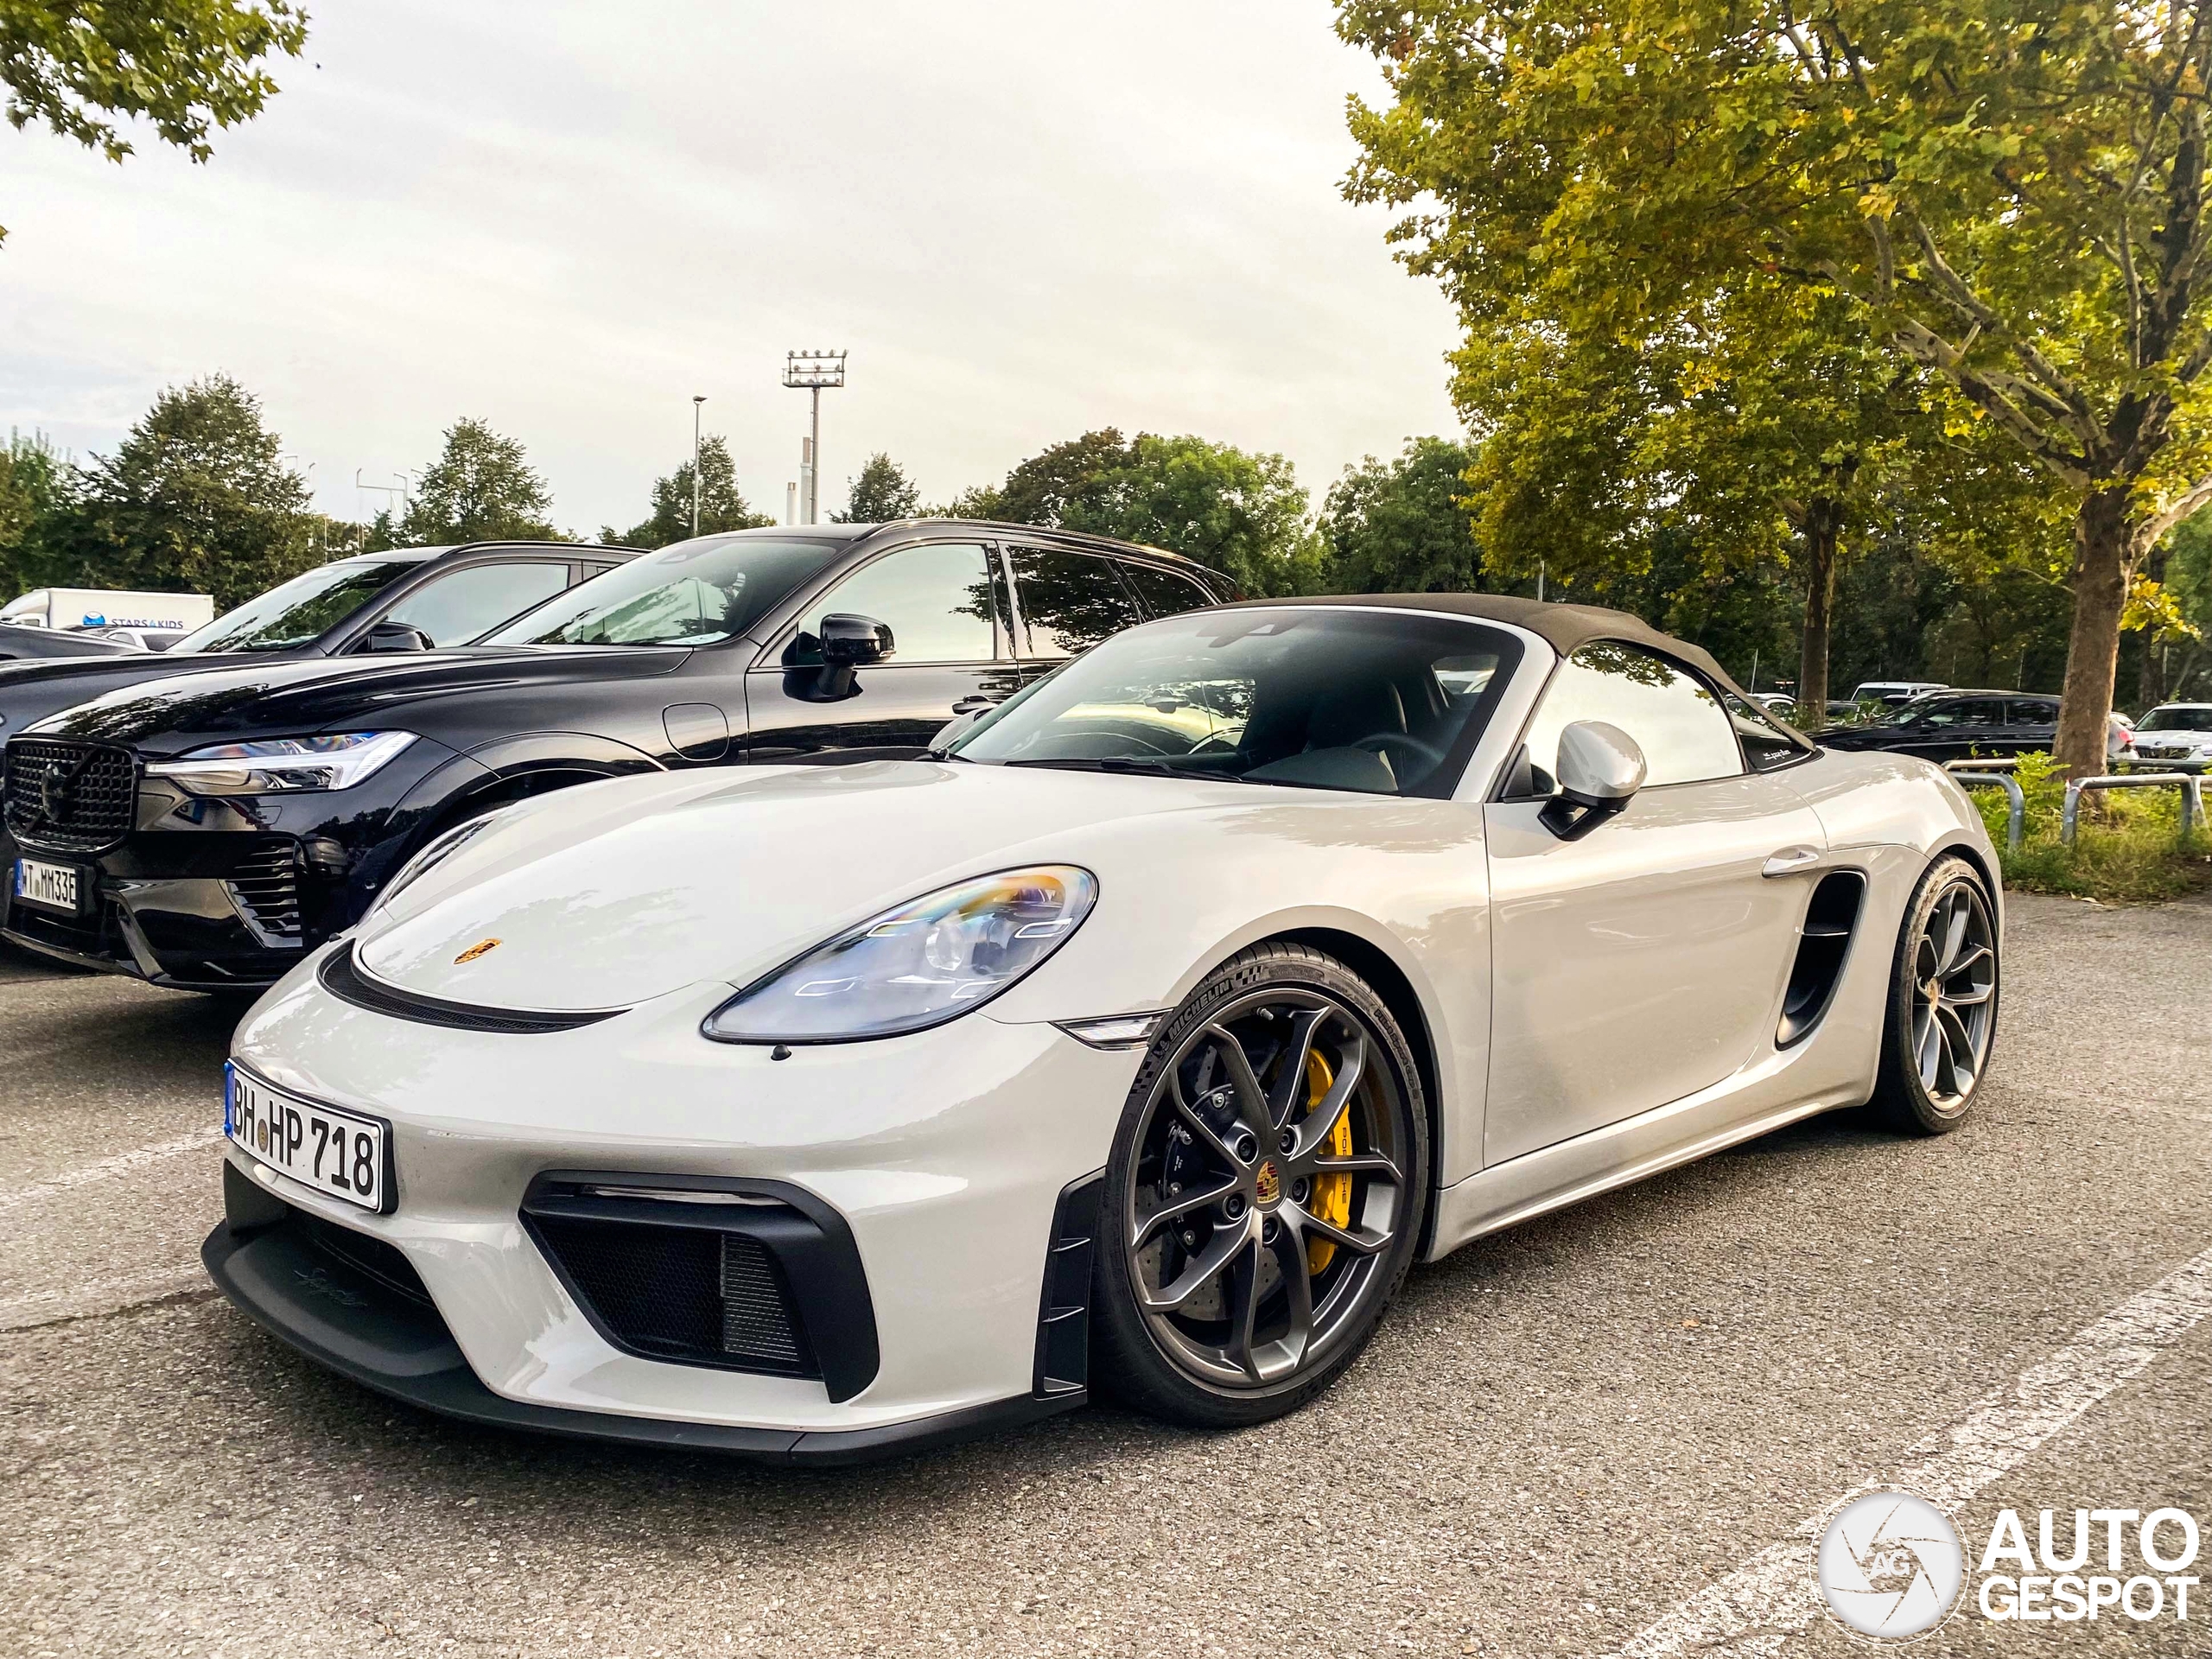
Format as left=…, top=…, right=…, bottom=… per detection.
left=1266, top=925, right=1446, bottom=1260
left=1927, top=835, right=2002, bottom=937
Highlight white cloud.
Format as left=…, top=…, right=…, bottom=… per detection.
left=0, top=0, right=1461, bottom=532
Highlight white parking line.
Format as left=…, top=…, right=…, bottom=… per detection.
left=0, top=1127, right=222, bottom=1217
left=1615, top=1241, right=2212, bottom=1656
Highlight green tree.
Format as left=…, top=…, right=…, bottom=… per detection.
left=397, top=418, right=557, bottom=546
left=3, top=0, right=308, bottom=245
left=924, top=482, right=1006, bottom=520
left=0, top=429, right=67, bottom=599
left=35, top=374, right=314, bottom=607
left=1319, top=436, right=1483, bottom=594
left=1080, top=434, right=1323, bottom=598
left=1342, top=0, right=2212, bottom=776
left=605, top=435, right=772, bottom=549
left=833, top=452, right=921, bottom=524
left=995, top=429, right=1137, bottom=528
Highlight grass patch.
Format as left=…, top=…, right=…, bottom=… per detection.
left=1970, top=752, right=2212, bottom=904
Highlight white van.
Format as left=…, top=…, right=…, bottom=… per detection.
left=0, top=587, right=216, bottom=639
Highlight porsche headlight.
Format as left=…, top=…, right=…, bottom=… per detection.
left=702, top=866, right=1098, bottom=1044
left=144, top=731, right=417, bottom=795
left=378, top=810, right=505, bottom=908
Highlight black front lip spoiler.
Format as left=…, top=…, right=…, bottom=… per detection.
left=200, top=1217, right=1082, bottom=1465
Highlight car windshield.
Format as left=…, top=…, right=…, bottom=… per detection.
left=948, top=607, right=1520, bottom=797
left=482, top=533, right=846, bottom=648
left=2139, top=706, right=2212, bottom=733
left=172, top=558, right=425, bottom=653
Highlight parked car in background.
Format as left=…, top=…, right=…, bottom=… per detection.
left=71, top=626, right=183, bottom=652
left=1848, top=680, right=1948, bottom=707
left=0, top=541, right=637, bottom=746
left=2120, top=703, right=2212, bottom=772
left=3, top=522, right=1229, bottom=991
left=0, top=626, right=148, bottom=663
left=1818, top=690, right=2061, bottom=763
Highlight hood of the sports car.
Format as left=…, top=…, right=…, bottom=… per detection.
left=353, top=761, right=1249, bottom=1011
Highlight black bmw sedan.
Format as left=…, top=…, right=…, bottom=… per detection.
left=2, top=521, right=1227, bottom=990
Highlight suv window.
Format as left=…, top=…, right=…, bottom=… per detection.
left=1919, top=697, right=2007, bottom=728
left=378, top=561, right=572, bottom=647
left=1522, top=642, right=1742, bottom=788
left=790, top=543, right=999, bottom=665
left=2008, top=698, right=2059, bottom=725
left=1117, top=561, right=1217, bottom=620
left=1010, top=547, right=1145, bottom=657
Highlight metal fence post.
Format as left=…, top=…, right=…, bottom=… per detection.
left=2057, top=772, right=2200, bottom=847
left=2063, top=779, right=2082, bottom=847
left=1944, top=760, right=2026, bottom=852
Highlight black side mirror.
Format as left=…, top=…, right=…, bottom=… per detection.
left=359, top=621, right=435, bottom=654
left=820, top=613, right=894, bottom=668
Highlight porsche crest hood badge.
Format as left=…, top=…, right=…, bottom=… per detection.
left=453, top=938, right=503, bottom=965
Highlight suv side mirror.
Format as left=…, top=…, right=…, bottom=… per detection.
left=1540, top=720, right=1647, bottom=840
left=820, top=613, right=894, bottom=668
left=359, top=621, right=435, bottom=653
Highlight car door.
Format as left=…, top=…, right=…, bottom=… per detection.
left=349, top=557, right=577, bottom=650
left=1482, top=641, right=1827, bottom=1165
left=2005, top=697, right=2059, bottom=754
left=742, top=539, right=1021, bottom=762
left=1005, top=544, right=1149, bottom=687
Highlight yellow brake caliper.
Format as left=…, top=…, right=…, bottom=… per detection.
left=1304, top=1049, right=1352, bottom=1274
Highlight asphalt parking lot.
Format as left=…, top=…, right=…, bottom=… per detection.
left=3, top=893, right=2209, bottom=1658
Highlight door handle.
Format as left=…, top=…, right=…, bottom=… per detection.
left=1762, top=845, right=1822, bottom=878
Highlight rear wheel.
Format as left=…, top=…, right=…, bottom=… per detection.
left=1872, top=855, right=1999, bottom=1135
left=1091, top=943, right=1428, bottom=1427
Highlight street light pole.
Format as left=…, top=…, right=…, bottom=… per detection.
left=691, top=396, right=706, bottom=537
left=783, top=349, right=847, bottom=524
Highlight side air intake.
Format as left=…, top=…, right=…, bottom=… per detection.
left=1777, top=870, right=1866, bottom=1048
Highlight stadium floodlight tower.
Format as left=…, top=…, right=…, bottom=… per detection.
left=783, top=349, right=847, bottom=524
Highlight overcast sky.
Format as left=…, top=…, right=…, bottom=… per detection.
left=0, top=1, right=1462, bottom=534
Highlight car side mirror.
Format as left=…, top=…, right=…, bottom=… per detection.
left=1540, top=720, right=1646, bottom=840
left=359, top=621, right=435, bottom=653
left=820, top=613, right=894, bottom=668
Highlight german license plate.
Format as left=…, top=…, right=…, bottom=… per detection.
left=225, top=1063, right=389, bottom=1213
left=13, top=857, right=80, bottom=914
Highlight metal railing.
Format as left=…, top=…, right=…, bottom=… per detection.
left=2062, top=772, right=2203, bottom=847
left=1943, top=759, right=2024, bottom=852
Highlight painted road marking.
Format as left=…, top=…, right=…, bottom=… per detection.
left=1614, top=1241, right=2212, bottom=1656
left=0, top=1127, right=222, bottom=1217
left=0, top=1266, right=207, bottom=1331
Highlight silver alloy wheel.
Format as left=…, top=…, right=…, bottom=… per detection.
left=1122, top=988, right=1408, bottom=1391
left=1910, top=878, right=1998, bottom=1113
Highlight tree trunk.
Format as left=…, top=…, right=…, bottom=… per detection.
left=1796, top=498, right=1839, bottom=721
left=2055, top=487, right=2139, bottom=779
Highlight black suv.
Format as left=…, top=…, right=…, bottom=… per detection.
left=0, top=540, right=638, bottom=741
left=1817, top=690, right=2060, bottom=763
left=3, top=522, right=1228, bottom=990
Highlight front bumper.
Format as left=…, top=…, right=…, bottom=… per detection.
left=2120, top=753, right=2212, bottom=772
left=211, top=951, right=1141, bottom=1449
left=200, top=1170, right=1080, bottom=1462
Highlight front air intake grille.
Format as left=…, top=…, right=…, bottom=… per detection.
left=3, top=738, right=137, bottom=854
left=527, top=1212, right=814, bottom=1375
left=295, top=1205, right=435, bottom=1307
left=226, top=840, right=304, bottom=944
left=318, top=944, right=625, bottom=1034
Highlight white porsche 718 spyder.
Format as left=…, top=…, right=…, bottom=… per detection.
left=206, top=595, right=2001, bottom=1462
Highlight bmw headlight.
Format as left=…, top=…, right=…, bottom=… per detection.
left=702, top=866, right=1098, bottom=1044
left=145, top=731, right=417, bottom=795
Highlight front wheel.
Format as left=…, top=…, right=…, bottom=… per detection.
left=1872, top=855, right=2000, bottom=1135
left=1090, top=943, right=1428, bottom=1428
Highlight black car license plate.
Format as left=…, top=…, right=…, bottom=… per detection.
left=13, top=856, right=87, bottom=916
